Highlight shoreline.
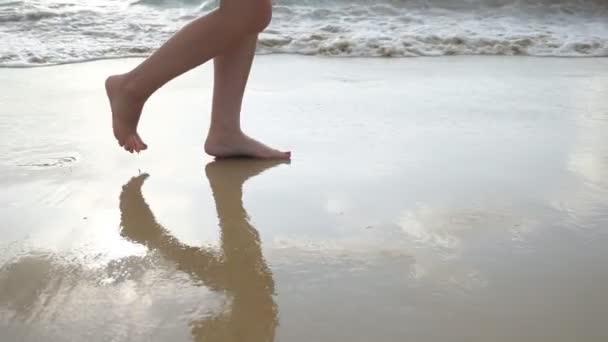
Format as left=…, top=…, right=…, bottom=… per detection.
left=1, top=53, right=607, bottom=69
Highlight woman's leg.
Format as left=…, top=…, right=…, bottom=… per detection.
left=105, top=0, right=273, bottom=153
left=204, top=34, right=290, bottom=159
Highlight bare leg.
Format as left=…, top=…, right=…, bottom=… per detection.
left=204, top=34, right=290, bottom=159
left=105, top=0, right=273, bottom=153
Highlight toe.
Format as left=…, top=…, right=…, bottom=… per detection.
left=269, top=150, right=291, bottom=160
left=134, top=134, right=147, bottom=151
left=130, top=136, right=141, bottom=153
left=129, top=136, right=139, bottom=153
left=125, top=137, right=135, bottom=153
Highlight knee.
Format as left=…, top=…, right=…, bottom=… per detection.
left=226, top=0, right=272, bottom=33
left=252, top=2, right=273, bottom=32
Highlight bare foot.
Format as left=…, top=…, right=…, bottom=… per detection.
left=205, top=132, right=291, bottom=159
left=105, top=75, right=148, bottom=153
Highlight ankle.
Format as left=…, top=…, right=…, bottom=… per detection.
left=206, top=126, right=244, bottom=142
left=119, top=73, right=150, bottom=103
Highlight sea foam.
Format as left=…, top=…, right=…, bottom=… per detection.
left=0, top=0, right=606, bottom=67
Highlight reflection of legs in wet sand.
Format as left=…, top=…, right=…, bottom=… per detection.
left=119, top=160, right=287, bottom=341
left=119, top=174, right=227, bottom=289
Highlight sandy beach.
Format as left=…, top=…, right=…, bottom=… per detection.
left=1, top=56, right=608, bottom=341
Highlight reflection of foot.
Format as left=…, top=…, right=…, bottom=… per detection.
left=205, top=159, right=290, bottom=187
left=205, top=131, right=291, bottom=160
left=119, top=173, right=162, bottom=246
left=122, top=173, right=149, bottom=192
left=105, top=75, right=148, bottom=154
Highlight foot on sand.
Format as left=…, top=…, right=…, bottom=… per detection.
left=205, top=132, right=291, bottom=160
left=105, top=75, right=148, bottom=153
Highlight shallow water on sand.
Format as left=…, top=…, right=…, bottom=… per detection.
left=0, top=56, right=608, bottom=341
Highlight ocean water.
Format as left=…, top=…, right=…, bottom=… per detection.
left=0, top=0, right=607, bottom=67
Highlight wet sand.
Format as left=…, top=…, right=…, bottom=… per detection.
left=0, top=56, right=608, bottom=342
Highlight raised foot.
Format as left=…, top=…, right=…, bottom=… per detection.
left=105, top=75, right=148, bottom=153
left=205, top=133, right=291, bottom=160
